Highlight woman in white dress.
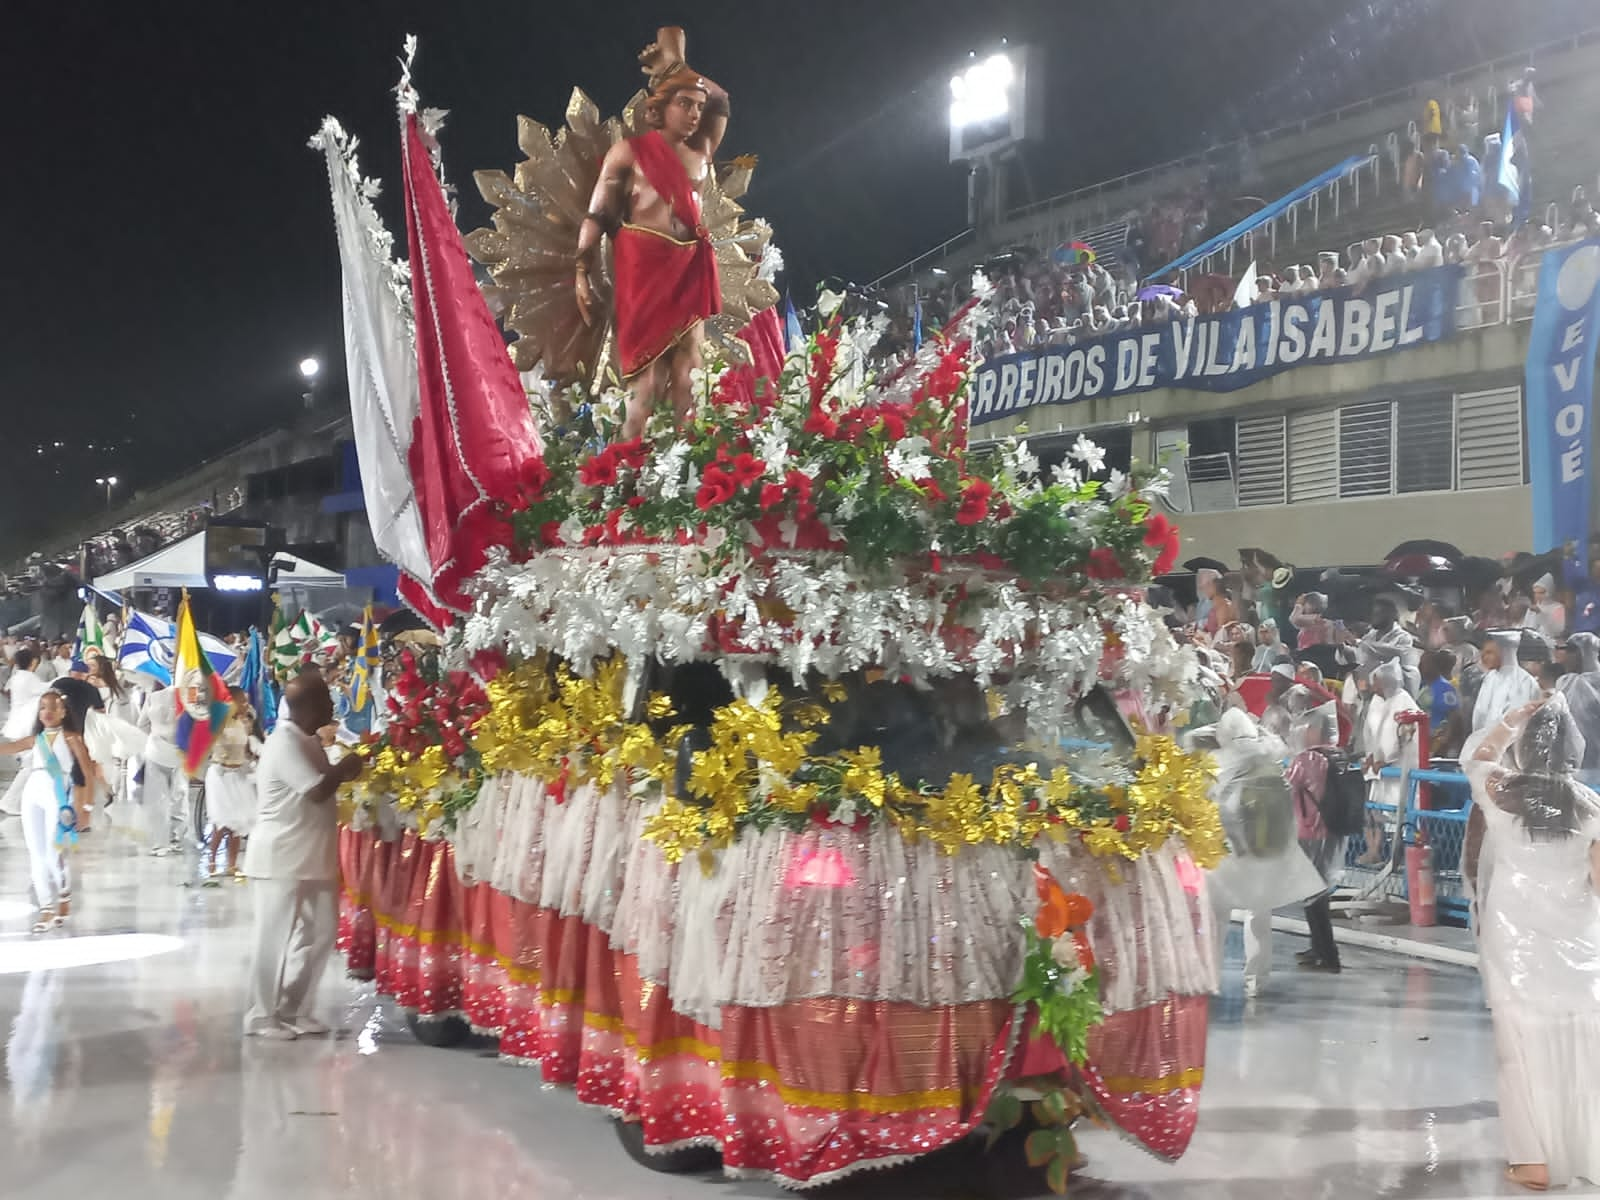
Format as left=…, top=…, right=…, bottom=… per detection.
left=1464, top=695, right=1600, bottom=1190
left=0, top=688, right=94, bottom=932
left=204, top=691, right=261, bottom=880
left=0, top=646, right=49, bottom=817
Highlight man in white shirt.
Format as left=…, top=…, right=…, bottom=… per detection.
left=243, top=673, right=362, bottom=1039
left=137, top=683, right=186, bottom=854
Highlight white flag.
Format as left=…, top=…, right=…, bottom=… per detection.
left=1234, top=259, right=1258, bottom=309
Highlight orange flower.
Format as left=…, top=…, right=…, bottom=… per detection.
left=1033, top=863, right=1071, bottom=939
left=1060, top=892, right=1094, bottom=930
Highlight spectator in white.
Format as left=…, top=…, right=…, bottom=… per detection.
left=1252, top=619, right=1291, bottom=672
left=1341, top=597, right=1421, bottom=696
left=1399, top=231, right=1420, bottom=265
left=1380, top=234, right=1408, bottom=275
left=1443, top=615, right=1480, bottom=673
left=1316, top=253, right=1340, bottom=289
left=1348, top=238, right=1383, bottom=288
left=1445, top=231, right=1471, bottom=264
left=1556, top=632, right=1600, bottom=778
left=1522, top=574, right=1566, bottom=641
left=243, top=673, right=364, bottom=1040
left=1197, top=706, right=1325, bottom=998
left=1251, top=275, right=1274, bottom=304
left=1358, top=659, right=1424, bottom=864
left=136, top=682, right=185, bottom=854
left=1470, top=630, right=1543, bottom=738
left=1413, top=229, right=1444, bottom=270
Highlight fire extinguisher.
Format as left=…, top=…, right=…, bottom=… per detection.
left=1405, top=831, right=1437, bottom=927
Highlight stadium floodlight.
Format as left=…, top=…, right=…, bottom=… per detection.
left=949, top=53, right=1014, bottom=131
left=299, top=357, right=321, bottom=380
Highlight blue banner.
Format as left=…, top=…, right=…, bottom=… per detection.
left=971, top=264, right=1463, bottom=426
left=1527, top=239, right=1600, bottom=569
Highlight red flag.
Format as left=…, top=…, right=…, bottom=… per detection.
left=400, top=112, right=544, bottom=608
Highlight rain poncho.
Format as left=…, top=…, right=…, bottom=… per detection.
left=1199, top=709, right=1326, bottom=914
left=1364, top=661, right=1423, bottom=812
left=1556, top=631, right=1600, bottom=773
left=1465, top=694, right=1600, bottom=1186
left=1471, top=630, right=1543, bottom=736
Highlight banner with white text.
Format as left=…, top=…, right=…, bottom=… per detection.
left=970, top=263, right=1464, bottom=426
left=1526, top=239, right=1600, bottom=571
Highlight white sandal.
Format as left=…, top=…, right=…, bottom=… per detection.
left=32, top=909, right=55, bottom=934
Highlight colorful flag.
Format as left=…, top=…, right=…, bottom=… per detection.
left=119, top=610, right=177, bottom=684
left=74, top=602, right=106, bottom=662
left=349, top=605, right=380, bottom=713
left=117, top=609, right=237, bottom=684
left=172, top=591, right=231, bottom=778
left=239, top=627, right=267, bottom=719
left=784, top=295, right=805, bottom=353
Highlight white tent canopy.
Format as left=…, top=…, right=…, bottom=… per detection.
left=93, top=531, right=346, bottom=592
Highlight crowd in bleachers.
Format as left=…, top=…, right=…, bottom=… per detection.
left=2, top=487, right=244, bottom=599
left=873, top=63, right=1597, bottom=364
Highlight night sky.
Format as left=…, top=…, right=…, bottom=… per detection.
left=4, top=0, right=1593, bottom=557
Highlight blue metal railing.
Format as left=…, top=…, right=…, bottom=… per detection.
left=1337, top=765, right=1474, bottom=923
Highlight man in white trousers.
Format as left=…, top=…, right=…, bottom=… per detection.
left=137, top=682, right=185, bottom=854
left=243, top=673, right=362, bottom=1039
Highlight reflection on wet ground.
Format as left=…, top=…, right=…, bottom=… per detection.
left=0, top=821, right=1589, bottom=1199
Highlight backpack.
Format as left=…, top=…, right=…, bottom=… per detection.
left=1314, top=748, right=1367, bottom=839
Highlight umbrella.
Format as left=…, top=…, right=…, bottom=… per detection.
left=1182, top=557, right=1229, bottom=574
left=1384, top=539, right=1464, bottom=563
left=1383, top=552, right=1454, bottom=578
left=1137, top=284, right=1184, bottom=301
left=1052, top=240, right=1097, bottom=267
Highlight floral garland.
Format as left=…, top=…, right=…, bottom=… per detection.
left=347, top=651, right=1223, bottom=873
left=457, top=291, right=1181, bottom=623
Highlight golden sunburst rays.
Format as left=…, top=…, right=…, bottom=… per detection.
left=467, top=87, right=779, bottom=392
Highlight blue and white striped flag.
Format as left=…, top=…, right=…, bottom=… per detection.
left=119, top=610, right=176, bottom=684
left=117, top=609, right=238, bottom=684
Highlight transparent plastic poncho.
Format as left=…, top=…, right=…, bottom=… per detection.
left=1466, top=693, right=1600, bottom=1013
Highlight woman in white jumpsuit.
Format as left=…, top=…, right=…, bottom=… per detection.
left=0, top=688, right=93, bottom=931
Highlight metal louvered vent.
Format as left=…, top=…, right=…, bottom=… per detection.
left=1338, top=401, right=1393, bottom=498
left=1235, top=415, right=1286, bottom=507
left=1288, top=409, right=1337, bottom=503
left=1456, top=387, right=1524, bottom=490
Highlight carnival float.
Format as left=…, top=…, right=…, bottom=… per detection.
left=316, top=29, right=1223, bottom=1193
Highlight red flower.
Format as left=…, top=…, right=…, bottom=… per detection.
left=1085, top=547, right=1123, bottom=581
left=955, top=478, right=992, bottom=525
left=1113, top=813, right=1131, bottom=833
left=759, top=482, right=786, bottom=511
left=879, top=407, right=908, bottom=442
left=578, top=452, right=619, bottom=488
left=695, top=469, right=737, bottom=511
left=728, top=452, right=766, bottom=488
left=538, top=520, right=564, bottom=547
left=803, top=407, right=839, bottom=439
left=610, top=437, right=650, bottom=471
left=918, top=476, right=947, bottom=502
left=519, top=456, right=551, bottom=497
left=468, top=647, right=507, bottom=681
left=626, top=495, right=646, bottom=509
left=1142, top=512, right=1173, bottom=547
left=1153, top=531, right=1181, bottom=576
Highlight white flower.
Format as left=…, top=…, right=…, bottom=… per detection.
left=557, top=515, right=586, bottom=545
left=817, top=288, right=845, bottom=318
left=755, top=425, right=791, bottom=473
left=1011, top=439, right=1039, bottom=480
left=970, top=270, right=994, bottom=301
left=1104, top=467, right=1130, bottom=499
left=1050, top=460, right=1082, bottom=490
left=885, top=436, right=931, bottom=481
left=831, top=797, right=858, bottom=826
left=1069, top=435, right=1106, bottom=474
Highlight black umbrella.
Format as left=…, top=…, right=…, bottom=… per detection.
left=1182, top=556, right=1229, bottom=574
left=379, top=608, right=430, bottom=638
left=1385, top=539, right=1464, bottom=563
